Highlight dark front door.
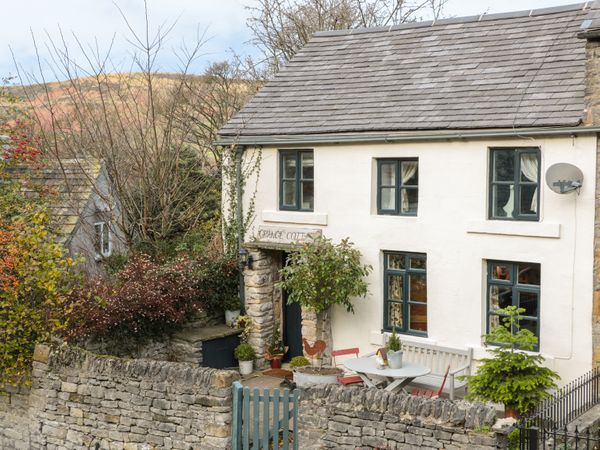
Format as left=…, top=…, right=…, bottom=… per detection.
left=283, top=288, right=303, bottom=361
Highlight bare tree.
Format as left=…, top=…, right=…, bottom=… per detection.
left=247, top=0, right=448, bottom=73
left=11, top=9, right=258, bottom=247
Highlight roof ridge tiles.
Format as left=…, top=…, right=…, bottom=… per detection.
left=312, top=2, right=591, bottom=38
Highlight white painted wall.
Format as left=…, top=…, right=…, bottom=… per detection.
left=241, top=134, right=597, bottom=383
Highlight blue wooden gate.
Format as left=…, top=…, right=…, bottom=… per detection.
left=232, top=381, right=299, bottom=450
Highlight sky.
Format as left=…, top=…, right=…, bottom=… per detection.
left=0, top=0, right=581, bottom=82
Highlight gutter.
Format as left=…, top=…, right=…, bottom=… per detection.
left=217, top=126, right=600, bottom=147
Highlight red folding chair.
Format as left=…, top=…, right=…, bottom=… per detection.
left=332, top=347, right=363, bottom=386
left=411, top=365, right=450, bottom=399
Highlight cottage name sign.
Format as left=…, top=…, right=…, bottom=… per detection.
left=255, top=226, right=322, bottom=245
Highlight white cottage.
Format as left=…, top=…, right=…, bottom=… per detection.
left=219, top=3, right=600, bottom=383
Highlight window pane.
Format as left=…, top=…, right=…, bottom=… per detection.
left=380, top=187, right=396, bottom=210
left=282, top=180, right=296, bottom=207
left=301, top=152, right=314, bottom=179
left=489, top=285, right=512, bottom=311
left=410, top=257, right=426, bottom=270
left=409, top=273, right=427, bottom=302
left=491, top=184, right=514, bottom=218
left=301, top=181, right=314, bottom=210
left=520, top=185, right=537, bottom=215
left=518, top=263, right=540, bottom=285
left=491, top=263, right=511, bottom=281
left=283, top=155, right=297, bottom=179
left=493, top=150, right=514, bottom=182
left=102, top=225, right=110, bottom=254
left=489, top=314, right=500, bottom=330
left=380, top=162, right=396, bottom=185
left=519, top=318, right=538, bottom=338
left=388, top=275, right=403, bottom=300
left=518, top=291, right=538, bottom=317
left=400, top=188, right=418, bottom=214
left=520, top=153, right=538, bottom=183
left=387, top=254, right=405, bottom=270
left=401, top=161, right=418, bottom=186
left=388, top=302, right=403, bottom=329
left=409, top=304, right=427, bottom=332
left=94, top=224, right=102, bottom=254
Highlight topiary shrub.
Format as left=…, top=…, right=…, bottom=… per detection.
left=234, top=342, right=256, bottom=361
left=278, top=236, right=372, bottom=313
left=289, top=356, right=310, bottom=369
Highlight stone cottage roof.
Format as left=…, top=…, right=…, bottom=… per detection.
left=219, top=3, right=596, bottom=142
left=11, top=159, right=102, bottom=243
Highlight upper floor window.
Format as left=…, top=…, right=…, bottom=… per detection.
left=94, top=221, right=112, bottom=258
left=487, top=260, right=540, bottom=350
left=489, top=148, right=540, bottom=221
left=280, top=150, right=313, bottom=211
left=377, top=159, right=418, bottom=216
left=383, top=251, right=427, bottom=336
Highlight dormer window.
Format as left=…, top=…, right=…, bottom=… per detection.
left=94, top=222, right=112, bottom=258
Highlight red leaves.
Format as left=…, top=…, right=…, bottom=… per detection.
left=0, top=120, right=41, bottom=163
left=65, top=254, right=206, bottom=340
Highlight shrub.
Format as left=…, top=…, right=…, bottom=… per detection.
left=65, top=255, right=204, bottom=341
left=192, top=256, right=240, bottom=313
left=234, top=342, right=256, bottom=361
left=279, top=236, right=372, bottom=313
left=464, top=306, right=559, bottom=416
left=289, top=356, right=310, bottom=369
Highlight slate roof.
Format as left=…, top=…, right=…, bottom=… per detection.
left=10, top=159, right=102, bottom=243
left=219, top=2, right=595, bottom=140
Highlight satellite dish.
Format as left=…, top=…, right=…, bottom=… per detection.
left=545, top=163, right=584, bottom=194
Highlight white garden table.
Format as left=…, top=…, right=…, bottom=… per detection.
left=344, top=356, right=431, bottom=392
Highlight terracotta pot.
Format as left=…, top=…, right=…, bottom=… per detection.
left=270, top=358, right=283, bottom=369
left=504, top=406, right=520, bottom=419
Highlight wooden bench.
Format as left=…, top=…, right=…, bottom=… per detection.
left=401, top=341, right=473, bottom=400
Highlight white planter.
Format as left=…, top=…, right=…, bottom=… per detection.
left=388, top=350, right=403, bottom=369
left=239, top=360, right=253, bottom=375
left=225, top=309, right=241, bottom=326
left=293, top=368, right=341, bottom=387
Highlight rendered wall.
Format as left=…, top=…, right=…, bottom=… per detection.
left=242, top=135, right=597, bottom=383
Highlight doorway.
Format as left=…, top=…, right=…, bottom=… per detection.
left=282, top=252, right=303, bottom=361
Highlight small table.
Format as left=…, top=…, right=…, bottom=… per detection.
left=344, top=356, right=431, bottom=392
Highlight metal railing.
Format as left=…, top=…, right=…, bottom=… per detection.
left=518, top=367, right=600, bottom=449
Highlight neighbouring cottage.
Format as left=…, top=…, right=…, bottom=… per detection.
left=13, top=158, right=127, bottom=275
left=218, top=2, right=600, bottom=383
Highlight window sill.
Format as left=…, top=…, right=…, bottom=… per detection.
left=466, top=220, right=560, bottom=239
left=262, top=210, right=328, bottom=226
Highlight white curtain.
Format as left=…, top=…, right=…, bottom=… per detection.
left=401, top=161, right=418, bottom=212
left=520, top=154, right=538, bottom=213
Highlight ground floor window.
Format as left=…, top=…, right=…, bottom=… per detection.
left=383, top=251, right=427, bottom=335
left=487, top=260, right=540, bottom=350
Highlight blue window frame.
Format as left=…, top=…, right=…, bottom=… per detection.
left=487, top=260, right=541, bottom=351
left=383, top=252, right=427, bottom=336
left=377, top=159, right=418, bottom=215
left=489, top=148, right=540, bottom=221
left=279, top=150, right=314, bottom=211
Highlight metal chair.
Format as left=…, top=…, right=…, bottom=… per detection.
left=331, top=347, right=363, bottom=386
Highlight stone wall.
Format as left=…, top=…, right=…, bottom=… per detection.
left=0, top=344, right=239, bottom=450
left=298, top=385, right=507, bottom=449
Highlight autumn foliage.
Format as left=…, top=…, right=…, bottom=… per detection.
left=0, top=117, right=77, bottom=386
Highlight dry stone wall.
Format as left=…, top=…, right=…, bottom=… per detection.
left=0, top=344, right=239, bottom=450
left=298, top=385, right=507, bottom=449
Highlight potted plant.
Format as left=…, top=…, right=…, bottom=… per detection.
left=289, top=356, right=310, bottom=370
left=224, top=297, right=241, bottom=326
left=462, top=306, right=559, bottom=418
left=386, top=326, right=403, bottom=369
left=265, top=328, right=288, bottom=369
left=234, top=342, right=256, bottom=375
left=292, top=340, right=342, bottom=387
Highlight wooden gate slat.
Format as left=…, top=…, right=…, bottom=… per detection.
left=262, top=389, right=270, bottom=449
left=252, top=388, right=260, bottom=449
left=282, top=389, right=290, bottom=449
left=293, top=390, right=299, bottom=450
left=232, top=382, right=242, bottom=450
left=273, top=390, right=280, bottom=450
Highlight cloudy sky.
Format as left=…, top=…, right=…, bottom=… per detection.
left=0, top=0, right=578, bottom=82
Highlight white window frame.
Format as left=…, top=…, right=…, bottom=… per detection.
left=94, top=221, right=112, bottom=259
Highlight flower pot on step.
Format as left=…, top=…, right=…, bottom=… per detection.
left=239, top=360, right=253, bottom=375
left=225, top=309, right=241, bottom=326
